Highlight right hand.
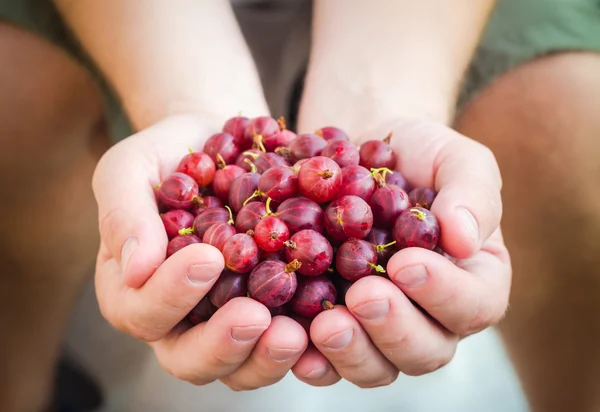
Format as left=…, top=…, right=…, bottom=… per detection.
left=92, top=114, right=309, bottom=390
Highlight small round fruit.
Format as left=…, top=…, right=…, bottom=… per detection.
left=254, top=215, right=290, bottom=252
left=284, top=229, right=333, bottom=277
left=158, top=172, right=199, bottom=210
left=223, top=116, right=251, bottom=150
left=297, top=156, right=342, bottom=203
left=203, top=222, right=236, bottom=251
left=369, top=184, right=410, bottom=227
left=191, top=195, right=223, bottom=215
left=223, top=233, right=260, bottom=273
left=321, top=139, right=360, bottom=168
left=203, top=132, right=240, bottom=164
left=324, top=195, right=373, bottom=241
left=235, top=201, right=267, bottom=233
left=289, top=276, right=337, bottom=319
left=245, top=116, right=280, bottom=152
left=187, top=296, right=217, bottom=325
left=393, top=207, right=440, bottom=250
left=192, top=207, right=230, bottom=238
left=209, top=270, right=248, bottom=308
left=161, top=209, right=195, bottom=239
left=276, top=197, right=324, bottom=234
left=409, top=187, right=437, bottom=209
left=292, top=158, right=310, bottom=173
left=176, top=151, right=216, bottom=187
left=385, top=170, right=411, bottom=191
left=337, top=165, right=377, bottom=201
left=213, top=165, right=245, bottom=201
left=228, top=171, right=261, bottom=212
left=257, top=166, right=298, bottom=203
left=166, top=234, right=200, bottom=257
left=359, top=133, right=396, bottom=170
left=254, top=152, right=290, bottom=174
left=248, top=260, right=300, bottom=308
left=278, top=133, right=327, bottom=162
left=365, top=227, right=397, bottom=267
left=336, top=239, right=385, bottom=281
left=315, top=126, right=349, bottom=141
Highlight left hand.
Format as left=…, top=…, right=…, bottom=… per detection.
left=290, top=117, right=512, bottom=387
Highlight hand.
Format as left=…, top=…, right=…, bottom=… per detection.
left=291, top=118, right=512, bottom=387
left=93, top=115, right=308, bottom=390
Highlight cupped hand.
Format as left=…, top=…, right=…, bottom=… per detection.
left=291, top=118, right=512, bottom=387
left=92, top=115, right=308, bottom=390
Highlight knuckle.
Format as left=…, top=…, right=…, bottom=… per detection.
left=356, top=371, right=399, bottom=388
left=209, top=350, right=244, bottom=370
left=460, top=300, right=497, bottom=336
left=122, top=316, right=163, bottom=342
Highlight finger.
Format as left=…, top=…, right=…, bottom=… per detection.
left=152, top=297, right=271, bottom=385
left=362, top=121, right=502, bottom=259
left=387, top=231, right=511, bottom=336
left=93, top=138, right=168, bottom=288
left=310, top=306, right=399, bottom=388
left=220, top=316, right=308, bottom=391
left=96, top=243, right=224, bottom=342
left=345, top=276, right=458, bottom=376
left=292, top=344, right=342, bottom=387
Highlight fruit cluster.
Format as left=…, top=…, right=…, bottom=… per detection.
left=155, top=115, right=451, bottom=327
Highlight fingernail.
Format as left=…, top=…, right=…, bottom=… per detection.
left=267, top=348, right=302, bottom=362
left=120, top=237, right=138, bottom=274
left=456, top=207, right=479, bottom=246
left=231, top=325, right=267, bottom=342
left=352, top=299, right=389, bottom=320
left=303, top=365, right=329, bottom=380
left=187, top=263, right=220, bottom=285
left=394, top=265, right=428, bottom=288
left=322, top=329, right=353, bottom=350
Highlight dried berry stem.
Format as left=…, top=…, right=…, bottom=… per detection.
left=284, top=240, right=297, bottom=250
left=277, top=116, right=287, bottom=131
left=314, top=129, right=323, bottom=138
left=285, top=259, right=302, bottom=273
left=382, top=132, right=393, bottom=144
left=274, top=147, right=291, bottom=160
left=321, top=300, right=334, bottom=310
left=215, top=153, right=227, bottom=169
left=225, top=205, right=234, bottom=225
left=191, top=195, right=204, bottom=206
left=246, top=229, right=255, bottom=237
left=318, top=170, right=334, bottom=179
left=253, top=134, right=266, bottom=152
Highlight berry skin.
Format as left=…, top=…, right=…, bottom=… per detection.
left=337, top=165, right=377, bottom=201
left=359, top=133, right=396, bottom=170
left=321, top=139, right=360, bottom=168
left=278, top=133, right=327, bottom=163
left=166, top=234, right=200, bottom=257
left=276, top=197, right=324, bottom=234
left=187, top=296, right=217, bottom=325
left=158, top=172, right=199, bottom=210
left=191, top=195, right=223, bottom=215
left=223, top=116, right=251, bottom=150
left=247, top=260, right=300, bottom=308
left=257, top=166, right=298, bottom=203
left=203, top=132, right=240, bottom=164
left=336, top=239, right=385, bottom=281
left=255, top=152, right=290, bottom=174
left=235, top=202, right=267, bottom=233
left=213, top=155, right=245, bottom=201
left=161, top=209, right=195, bottom=239
left=393, top=207, right=440, bottom=250
left=228, top=171, right=261, bottom=213
left=324, top=195, right=373, bottom=241
left=297, top=156, right=342, bottom=203
left=244, top=116, right=280, bottom=152
left=176, top=151, right=216, bottom=187
left=284, top=229, right=333, bottom=277
left=203, top=222, right=236, bottom=251
left=192, top=207, right=230, bottom=238
left=408, top=187, right=437, bottom=209
left=385, top=170, right=411, bottom=192
left=223, top=233, right=260, bottom=273
left=254, top=215, right=290, bottom=252
left=236, top=149, right=262, bottom=172
left=365, top=227, right=397, bottom=268
left=208, top=270, right=248, bottom=308
left=289, top=276, right=337, bottom=319
left=315, top=126, right=349, bottom=141
left=369, top=184, right=411, bottom=227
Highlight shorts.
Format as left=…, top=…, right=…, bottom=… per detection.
left=2, top=0, right=600, bottom=142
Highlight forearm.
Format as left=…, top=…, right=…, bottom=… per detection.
left=54, top=0, right=269, bottom=130
left=300, top=0, right=496, bottom=132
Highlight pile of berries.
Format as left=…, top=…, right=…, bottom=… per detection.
left=155, top=115, right=450, bottom=326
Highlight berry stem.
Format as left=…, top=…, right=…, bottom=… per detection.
left=410, top=208, right=427, bottom=220
left=375, top=240, right=397, bottom=252
left=242, top=151, right=260, bottom=160
left=243, top=158, right=258, bottom=173
left=284, top=240, right=297, bottom=250
left=314, top=129, right=323, bottom=138
left=243, top=190, right=264, bottom=207
left=225, top=205, right=234, bottom=225
left=285, top=259, right=302, bottom=273
left=321, top=300, right=334, bottom=310
left=369, top=263, right=387, bottom=273
left=178, top=227, right=194, bottom=236
left=246, top=229, right=255, bottom=237
left=277, top=116, right=287, bottom=131
left=191, top=195, right=204, bottom=207
left=318, top=170, right=334, bottom=179
left=187, top=146, right=194, bottom=154
left=152, top=183, right=162, bottom=189
left=264, top=197, right=276, bottom=216
left=382, top=132, right=393, bottom=144
left=274, top=147, right=291, bottom=160
left=253, top=134, right=266, bottom=152
left=215, top=153, right=227, bottom=169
